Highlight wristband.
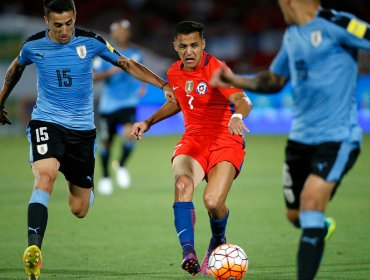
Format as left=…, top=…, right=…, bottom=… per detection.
left=160, top=82, right=168, bottom=90
left=231, top=113, right=243, bottom=120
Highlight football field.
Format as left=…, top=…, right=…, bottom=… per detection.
left=0, top=134, right=369, bottom=279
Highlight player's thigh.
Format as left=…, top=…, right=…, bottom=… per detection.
left=301, top=140, right=361, bottom=210
left=205, top=161, right=236, bottom=204
left=27, top=120, right=65, bottom=191
left=60, top=128, right=96, bottom=188
left=300, top=174, right=336, bottom=211
left=172, top=154, right=205, bottom=188
left=67, top=181, right=93, bottom=203
left=207, top=136, right=245, bottom=177
left=31, top=158, right=60, bottom=193
left=283, top=140, right=313, bottom=210
left=27, top=120, right=65, bottom=163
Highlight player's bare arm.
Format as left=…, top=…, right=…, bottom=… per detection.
left=0, top=58, right=26, bottom=125
left=228, top=92, right=253, bottom=137
left=116, top=56, right=176, bottom=102
left=131, top=101, right=181, bottom=140
left=211, top=63, right=288, bottom=93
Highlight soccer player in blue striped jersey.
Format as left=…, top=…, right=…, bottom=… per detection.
left=211, top=1, right=370, bottom=279
left=0, top=0, right=173, bottom=279
left=93, top=19, right=147, bottom=195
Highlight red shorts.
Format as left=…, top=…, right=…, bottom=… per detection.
left=172, top=134, right=245, bottom=177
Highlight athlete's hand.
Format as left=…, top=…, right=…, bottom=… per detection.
left=163, top=84, right=177, bottom=103
left=130, top=121, right=149, bottom=140
left=210, top=62, right=235, bottom=88
left=228, top=117, right=249, bottom=137
left=0, top=107, right=11, bottom=125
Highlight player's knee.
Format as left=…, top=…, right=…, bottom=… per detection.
left=69, top=201, right=89, bottom=218
left=300, top=191, right=322, bottom=210
left=34, top=173, right=57, bottom=191
left=175, top=175, right=194, bottom=195
left=71, top=206, right=88, bottom=218
left=203, top=194, right=223, bottom=212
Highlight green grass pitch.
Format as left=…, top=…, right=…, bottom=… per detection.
left=0, top=134, right=369, bottom=279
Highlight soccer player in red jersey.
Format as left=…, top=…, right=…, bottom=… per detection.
left=131, top=21, right=253, bottom=276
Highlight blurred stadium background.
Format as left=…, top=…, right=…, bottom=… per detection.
left=1, top=1, right=370, bottom=279
left=0, top=0, right=370, bottom=135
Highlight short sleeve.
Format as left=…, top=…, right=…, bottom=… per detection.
left=270, top=42, right=290, bottom=78
left=18, top=43, right=33, bottom=66
left=93, top=35, right=122, bottom=65
left=328, top=13, right=370, bottom=50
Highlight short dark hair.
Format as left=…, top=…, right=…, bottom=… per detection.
left=174, top=21, right=205, bottom=39
left=43, top=0, right=76, bottom=16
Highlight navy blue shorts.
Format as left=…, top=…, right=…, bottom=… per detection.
left=27, top=120, right=96, bottom=188
left=99, top=107, right=136, bottom=142
left=283, top=140, right=360, bottom=209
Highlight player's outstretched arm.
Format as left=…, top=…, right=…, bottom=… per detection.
left=228, top=92, right=253, bottom=137
left=211, top=63, right=288, bottom=94
left=0, top=58, right=26, bottom=125
left=116, top=56, right=176, bottom=102
left=131, top=101, right=181, bottom=140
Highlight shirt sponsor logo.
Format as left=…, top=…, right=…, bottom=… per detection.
left=185, top=80, right=194, bottom=93
left=196, top=81, right=208, bottom=95
left=311, top=30, right=322, bottom=47
left=76, top=45, right=87, bottom=59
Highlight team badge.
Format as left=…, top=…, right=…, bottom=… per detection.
left=76, top=45, right=87, bottom=59
left=310, top=30, right=322, bottom=47
left=185, top=80, right=194, bottom=93
left=37, top=144, right=48, bottom=155
left=196, top=81, right=208, bottom=95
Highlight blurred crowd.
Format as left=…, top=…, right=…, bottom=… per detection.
left=1, top=0, right=370, bottom=73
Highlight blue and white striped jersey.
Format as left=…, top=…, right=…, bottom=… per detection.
left=19, top=28, right=121, bottom=130
left=270, top=9, right=370, bottom=144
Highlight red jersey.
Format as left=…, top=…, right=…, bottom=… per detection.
left=167, top=52, right=244, bottom=143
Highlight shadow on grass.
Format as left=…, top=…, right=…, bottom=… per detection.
left=0, top=268, right=200, bottom=279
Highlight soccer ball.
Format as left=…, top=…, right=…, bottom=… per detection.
left=208, top=244, right=248, bottom=280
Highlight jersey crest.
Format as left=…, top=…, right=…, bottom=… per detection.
left=76, top=45, right=87, bottom=59
left=185, top=80, right=194, bottom=93
left=311, top=30, right=322, bottom=47
left=196, top=81, right=208, bottom=95
left=37, top=144, right=48, bottom=155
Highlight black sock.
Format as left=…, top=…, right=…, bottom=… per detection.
left=28, top=203, right=48, bottom=248
left=100, top=149, right=110, bottom=177
left=298, top=228, right=325, bottom=280
left=291, top=219, right=301, bottom=229
left=119, top=143, right=134, bottom=166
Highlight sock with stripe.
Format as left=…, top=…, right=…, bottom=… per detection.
left=28, top=189, right=50, bottom=249
left=297, top=210, right=325, bottom=280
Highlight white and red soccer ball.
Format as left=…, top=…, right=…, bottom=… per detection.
left=208, top=244, right=248, bottom=280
